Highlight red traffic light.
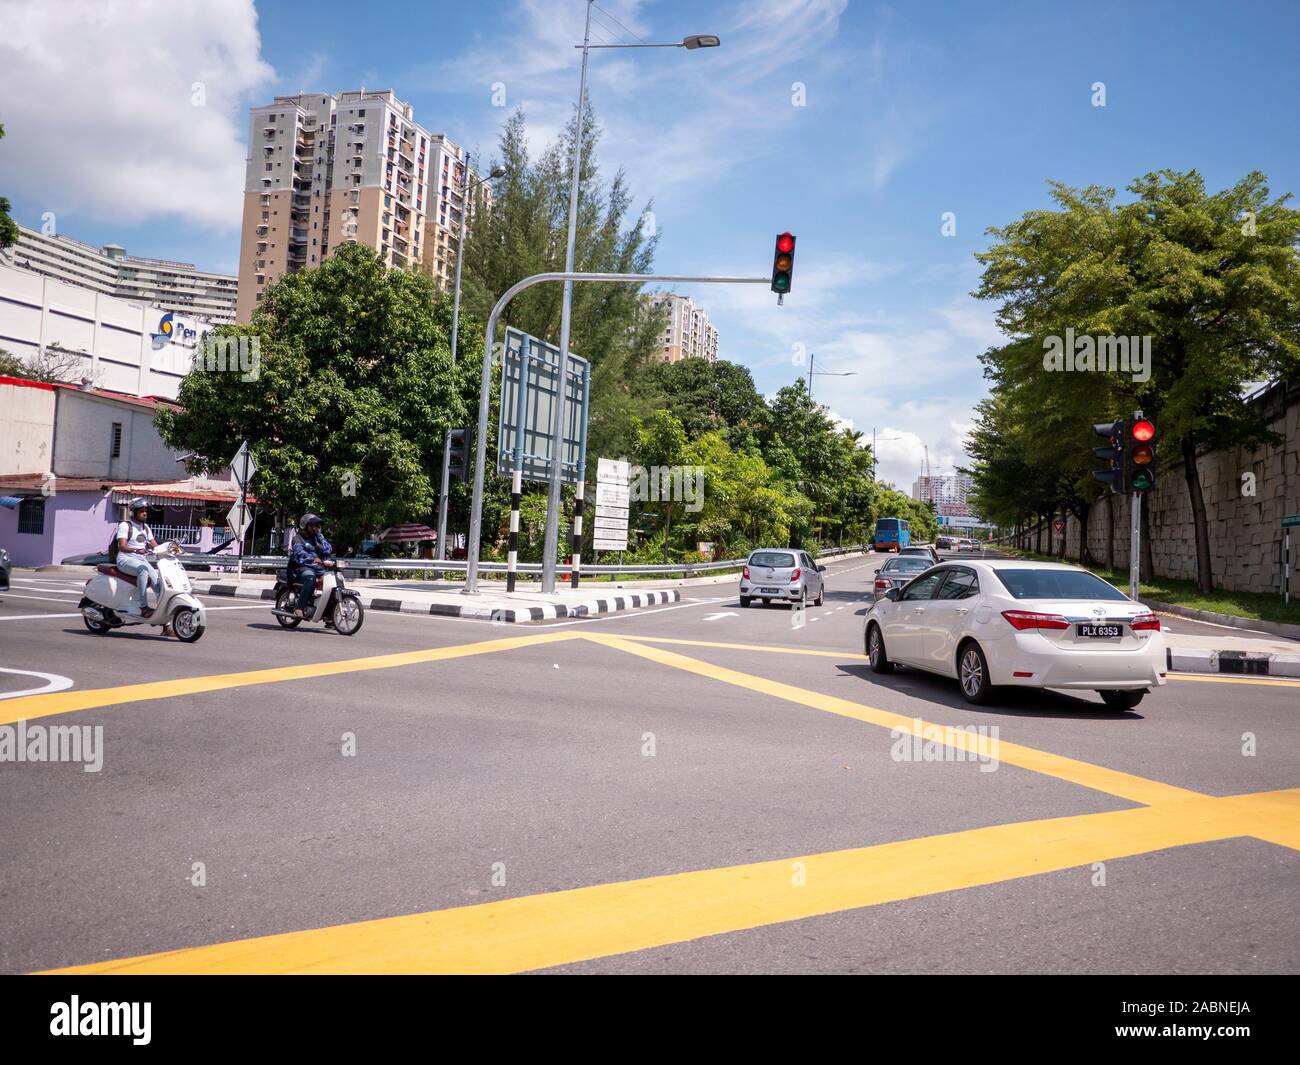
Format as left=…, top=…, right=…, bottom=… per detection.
left=1131, top=419, right=1155, bottom=442
left=777, top=233, right=795, bottom=254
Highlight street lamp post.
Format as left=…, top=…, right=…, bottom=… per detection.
left=436, top=157, right=505, bottom=575
left=538, top=1, right=721, bottom=593
left=807, top=352, right=855, bottom=401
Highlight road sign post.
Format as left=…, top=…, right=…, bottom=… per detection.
left=228, top=440, right=256, bottom=582
left=1130, top=493, right=1141, bottom=602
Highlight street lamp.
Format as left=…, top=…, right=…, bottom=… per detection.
left=871, top=430, right=905, bottom=480
left=436, top=158, right=506, bottom=572
left=536, top=1, right=721, bottom=594
left=807, top=352, right=855, bottom=401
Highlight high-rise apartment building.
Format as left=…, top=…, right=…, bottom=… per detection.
left=6, top=225, right=237, bottom=324
left=236, top=90, right=432, bottom=322
left=647, top=293, right=719, bottom=363
left=419, top=134, right=487, bottom=292
left=912, top=472, right=975, bottom=506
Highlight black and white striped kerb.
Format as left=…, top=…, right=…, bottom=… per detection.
left=571, top=480, right=585, bottom=589
left=200, top=583, right=680, bottom=623
left=506, top=468, right=522, bottom=593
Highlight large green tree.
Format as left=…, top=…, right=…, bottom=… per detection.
left=156, top=245, right=472, bottom=549
left=975, top=170, right=1300, bottom=591
left=0, top=124, right=18, bottom=250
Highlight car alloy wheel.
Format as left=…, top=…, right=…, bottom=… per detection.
left=958, top=643, right=991, bottom=703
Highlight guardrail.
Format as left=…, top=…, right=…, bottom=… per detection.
left=186, top=543, right=871, bottom=581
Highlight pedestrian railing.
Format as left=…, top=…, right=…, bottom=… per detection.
left=184, top=543, right=871, bottom=581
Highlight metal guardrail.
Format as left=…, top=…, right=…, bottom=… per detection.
left=187, top=544, right=871, bottom=581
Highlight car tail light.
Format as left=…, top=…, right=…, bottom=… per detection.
left=742, top=566, right=749, bottom=580
left=874, top=578, right=888, bottom=590
left=1130, top=613, right=1160, bottom=631
left=790, top=568, right=800, bottom=582
left=1001, top=610, right=1070, bottom=631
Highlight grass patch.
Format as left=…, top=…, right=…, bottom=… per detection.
left=998, top=547, right=1300, bottom=626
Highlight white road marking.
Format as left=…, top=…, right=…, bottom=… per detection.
left=0, top=591, right=83, bottom=604
left=703, top=612, right=739, bottom=622
left=0, top=668, right=75, bottom=700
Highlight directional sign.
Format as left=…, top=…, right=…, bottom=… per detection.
left=1283, top=515, right=1300, bottom=529
left=226, top=500, right=252, bottom=541
left=230, top=440, right=257, bottom=490
left=594, top=457, right=631, bottom=551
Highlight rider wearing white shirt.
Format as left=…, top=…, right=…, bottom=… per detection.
left=115, top=497, right=162, bottom=614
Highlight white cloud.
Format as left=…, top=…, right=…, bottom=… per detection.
left=0, top=0, right=275, bottom=230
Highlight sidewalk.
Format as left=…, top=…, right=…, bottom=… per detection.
left=189, top=574, right=681, bottom=624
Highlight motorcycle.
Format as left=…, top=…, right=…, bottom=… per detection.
left=79, top=542, right=206, bottom=642
left=271, top=560, right=364, bottom=635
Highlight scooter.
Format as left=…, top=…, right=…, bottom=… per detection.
left=271, top=560, right=364, bottom=635
left=79, top=542, right=207, bottom=642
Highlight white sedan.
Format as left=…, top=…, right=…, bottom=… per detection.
left=862, top=559, right=1166, bottom=708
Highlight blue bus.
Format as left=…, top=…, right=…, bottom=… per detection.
left=873, top=517, right=911, bottom=552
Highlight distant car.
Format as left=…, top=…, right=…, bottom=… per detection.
left=863, top=559, right=1166, bottom=708
left=872, top=554, right=934, bottom=599
left=900, top=544, right=941, bottom=565
left=0, top=545, right=10, bottom=591
left=958, top=538, right=979, bottom=552
left=740, top=548, right=826, bottom=607
left=936, top=535, right=957, bottom=551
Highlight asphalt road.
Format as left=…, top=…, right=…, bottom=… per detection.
left=1, top=552, right=1296, bottom=974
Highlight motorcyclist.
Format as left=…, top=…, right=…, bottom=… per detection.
left=288, top=513, right=336, bottom=618
left=115, top=497, right=163, bottom=616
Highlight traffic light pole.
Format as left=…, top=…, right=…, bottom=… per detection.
left=1130, top=493, right=1142, bottom=602
left=464, top=270, right=772, bottom=595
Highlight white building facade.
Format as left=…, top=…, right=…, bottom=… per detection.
left=648, top=293, right=719, bottom=363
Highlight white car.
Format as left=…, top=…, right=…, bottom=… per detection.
left=862, top=559, right=1166, bottom=708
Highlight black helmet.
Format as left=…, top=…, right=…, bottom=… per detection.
left=299, top=513, right=322, bottom=530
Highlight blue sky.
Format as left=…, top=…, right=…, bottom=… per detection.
left=2, top=0, right=1297, bottom=489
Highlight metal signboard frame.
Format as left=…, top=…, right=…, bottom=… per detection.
left=497, top=328, right=590, bottom=485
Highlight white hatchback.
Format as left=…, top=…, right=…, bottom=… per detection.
left=862, top=560, right=1166, bottom=708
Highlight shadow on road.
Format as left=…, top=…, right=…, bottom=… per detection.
left=835, top=662, right=1145, bottom=721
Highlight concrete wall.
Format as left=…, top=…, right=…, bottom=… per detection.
left=52, top=390, right=182, bottom=482
left=1016, top=381, right=1300, bottom=594
left=0, top=377, right=56, bottom=475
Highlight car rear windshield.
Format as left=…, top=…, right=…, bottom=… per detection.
left=884, top=557, right=930, bottom=571
left=750, top=551, right=796, bottom=568
left=993, top=568, right=1129, bottom=601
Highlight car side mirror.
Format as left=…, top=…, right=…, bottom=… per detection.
left=817, top=564, right=826, bottom=572
left=884, top=588, right=899, bottom=601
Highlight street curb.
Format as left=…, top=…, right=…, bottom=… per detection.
left=1166, top=646, right=1300, bottom=678
left=1148, top=599, right=1300, bottom=642
left=197, top=583, right=680, bottom=624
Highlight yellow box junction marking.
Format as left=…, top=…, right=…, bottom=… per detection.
left=11, top=628, right=1298, bottom=974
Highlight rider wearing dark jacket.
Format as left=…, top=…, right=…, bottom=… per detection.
left=288, top=514, right=334, bottom=616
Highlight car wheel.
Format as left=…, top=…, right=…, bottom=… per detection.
left=814, top=586, right=824, bottom=606
left=761, top=598, right=770, bottom=606
left=957, top=641, right=993, bottom=704
left=1099, top=689, right=1145, bottom=710
left=739, top=596, right=751, bottom=608
left=866, top=623, right=894, bottom=674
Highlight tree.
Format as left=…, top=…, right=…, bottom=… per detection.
left=155, top=245, right=470, bottom=550
left=0, top=124, right=18, bottom=250
left=975, top=170, right=1300, bottom=590
left=0, top=345, right=87, bottom=384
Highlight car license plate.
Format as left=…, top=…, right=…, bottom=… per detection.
left=760, top=587, right=781, bottom=595
left=1078, top=624, right=1122, bottom=638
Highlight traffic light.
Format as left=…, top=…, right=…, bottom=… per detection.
left=1125, top=414, right=1157, bottom=492
left=771, top=232, right=796, bottom=296
left=448, top=428, right=469, bottom=481
left=1092, top=417, right=1125, bottom=494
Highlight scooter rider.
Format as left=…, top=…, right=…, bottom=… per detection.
left=115, top=497, right=163, bottom=616
left=288, top=513, right=337, bottom=618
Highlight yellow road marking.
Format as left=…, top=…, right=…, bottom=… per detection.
left=599, top=634, right=867, bottom=660
left=586, top=633, right=1199, bottom=807
left=46, top=788, right=1300, bottom=974
left=0, top=631, right=580, bottom=726
left=1168, top=673, right=1300, bottom=688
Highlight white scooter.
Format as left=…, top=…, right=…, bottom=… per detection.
left=271, top=560, right=364, bottom=635
left=79, top=542, right=207, bottom=642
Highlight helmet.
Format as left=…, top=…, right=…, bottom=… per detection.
left=299, top=513, right=322, bottom=530
left=126, top=496, right=149, bottom=516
